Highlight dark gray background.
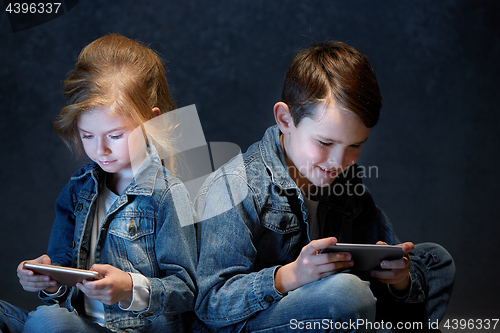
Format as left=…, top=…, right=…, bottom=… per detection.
left=1, top=0, right=498, bottom=323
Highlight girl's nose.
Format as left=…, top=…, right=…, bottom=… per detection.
left=96, top=139, right=110, bottom=156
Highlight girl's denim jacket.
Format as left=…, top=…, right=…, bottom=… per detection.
left=41, top=146, right=197, bottom=332
left=194, top=125, right=427, bottom=329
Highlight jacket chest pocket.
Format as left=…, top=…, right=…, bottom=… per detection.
left=106, top=214, right=156, bottom=271
left=255, top=209, right=304, bottom=267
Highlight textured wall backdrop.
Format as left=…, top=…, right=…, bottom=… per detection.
left=1, top=0, right=499, bottom=322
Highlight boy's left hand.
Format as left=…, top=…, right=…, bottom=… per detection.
left=76, top=264, right=132, bottom=305
left=369, top=241, right=414, bottom=291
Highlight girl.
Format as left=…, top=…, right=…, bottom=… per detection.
left=5, top=33, right=197, bottom=332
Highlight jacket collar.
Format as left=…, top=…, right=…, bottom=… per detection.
left=258, top=125, right=300, bottom=192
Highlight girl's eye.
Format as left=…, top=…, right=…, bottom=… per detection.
left=109, top=134, right=123, bottom=140
left=82, top=134, right=93, bottom=140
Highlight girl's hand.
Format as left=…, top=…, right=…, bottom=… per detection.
left=370, top=241, right=414, bottom=291
left=275, top=237, right=353, bottom=293
left=17, top=254, right=60, bottom=293
left=76, top=264, right=132, bottom=305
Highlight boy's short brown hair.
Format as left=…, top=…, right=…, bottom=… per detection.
left=281, top=41, right=382, bottom=128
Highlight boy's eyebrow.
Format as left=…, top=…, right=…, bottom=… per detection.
left=317, top=135, right=369, bottom=145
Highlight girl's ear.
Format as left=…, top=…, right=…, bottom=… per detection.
left=152, top=107, right=161, bottom=117
left=274, top=102, right=293, bottom=134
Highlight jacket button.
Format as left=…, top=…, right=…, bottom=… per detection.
left=264, top=295, right=274, bottom=303
left=76, top=203, right=83, bottom=211
left=70, top=241, right=75, bottom=249
left=128, top=220, right=137, bottom=236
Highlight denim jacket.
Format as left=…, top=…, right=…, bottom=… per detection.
left=194, top=125, right=426, bottom=329
left=41, top=145, right=197, bottom=332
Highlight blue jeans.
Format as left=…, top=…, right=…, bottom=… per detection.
left=0, top=301, right=110, bottom=333
left=21, top=305, right=112, bottom=333
left=192, top=243, right=454, bottom=333
left=193, top=273, right=377, bottom=333
left=375, top=242, right=455, bottom=331
left=0, top=300, right=28, bottom=333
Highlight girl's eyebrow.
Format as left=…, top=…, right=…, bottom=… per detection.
left=77, top=126, right=127, bottom=134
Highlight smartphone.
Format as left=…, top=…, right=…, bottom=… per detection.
left=320, top=243, right=404, bottom=271
left=23, top=263, right=101, bottom=286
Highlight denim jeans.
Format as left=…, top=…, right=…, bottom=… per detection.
left=193, top=273, right=376, bottom=333
left=22, top=305, right=112, bottom=333
left=0, top=300, right=28, bottom=333
left=375, top=242, right=455, bottom=332
left=0, top=301, right=109, bottom=333
left=192, top=243, right=454, bottom=333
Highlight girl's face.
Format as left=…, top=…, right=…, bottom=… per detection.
left=77, top=106, right=147, bottom=179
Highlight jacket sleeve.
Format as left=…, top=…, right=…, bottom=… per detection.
left=39, top=179, right=78, bottom=305
left=194, top=173, right=285, bottom=327
left=46, top=179, right=78, bottom=267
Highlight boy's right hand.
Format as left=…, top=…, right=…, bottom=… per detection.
left=17, top=254, right=60, bottom=293
left=274, top=237, right=353, bottom=294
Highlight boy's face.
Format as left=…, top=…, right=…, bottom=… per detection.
left=278, top=101, right=371, bottom=191
left=77, top=106, right=147, bottom=179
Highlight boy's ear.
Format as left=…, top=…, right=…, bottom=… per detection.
left=152, top=107, right=161, bottom=117
left=274, top=102, right=293, bottom=134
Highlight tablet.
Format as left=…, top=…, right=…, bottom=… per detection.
left=320, top=243, right=404, bottom=271
left=23, top=263, right=101, bottom=286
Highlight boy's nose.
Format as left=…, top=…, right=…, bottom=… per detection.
left=327, top=148, right=346, bottom=170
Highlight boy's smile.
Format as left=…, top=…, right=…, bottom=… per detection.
left=276, top=101, right=370, bottom=194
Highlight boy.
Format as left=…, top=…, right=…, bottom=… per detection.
left=194, top=41, right=455, bottom=332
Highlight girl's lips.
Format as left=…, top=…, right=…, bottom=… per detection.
left=100, top=160, right=116, bottom=165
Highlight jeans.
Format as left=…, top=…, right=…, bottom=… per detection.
left=193, top=273, right=377, bottom=333
left=0, top=301, right=111, bottom=333
left=193, top=243, right=454, bottom=333
left=0, top=300, right=28, bottom=333
left=375, top=243, right=455, bottom=332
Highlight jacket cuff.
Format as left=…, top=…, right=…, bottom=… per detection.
left=38, top=285, right=68, bottom=305
left=254, top=266, right=286, bottom=310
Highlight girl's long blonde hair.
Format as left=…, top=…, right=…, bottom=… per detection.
left=54, top=33, right=177, bottom=172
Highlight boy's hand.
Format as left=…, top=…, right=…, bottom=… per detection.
left=370, top=241, right=414, bottom=291
left=77, top=264, right=133, bottom=305
left=17, top=254, right=60, bottom=293
left=275, top=237, right=353, bottom=293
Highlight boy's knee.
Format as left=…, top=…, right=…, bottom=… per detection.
left=413, top=242, right=456, bottom=279
left=322, top=273, right=377, bottom=321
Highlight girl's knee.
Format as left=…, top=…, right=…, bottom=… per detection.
left=23, top=305, right=75, bottom=333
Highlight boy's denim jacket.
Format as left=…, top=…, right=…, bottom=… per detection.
left=41, top=145, right=197, bottom=332
left=194, top=125, right=427, bottom=328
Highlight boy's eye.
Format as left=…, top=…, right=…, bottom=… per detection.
left=350, top=144, right=362, bottom=149
left=318, top=141, right=332, bottom=147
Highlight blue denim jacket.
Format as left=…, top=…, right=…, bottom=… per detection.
left=194, top=125, right=427, bottom=330
left=41, top=145, right=197, bottom=332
